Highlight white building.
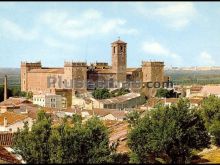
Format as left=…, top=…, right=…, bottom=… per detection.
left=33, top=94, right=66, bottom=109
left=0, top=112, right=33, bottom=133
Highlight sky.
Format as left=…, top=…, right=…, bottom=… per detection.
left=0, top=2, right=220, bottom=68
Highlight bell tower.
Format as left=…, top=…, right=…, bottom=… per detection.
left=111, top=37, right=127, bottom=87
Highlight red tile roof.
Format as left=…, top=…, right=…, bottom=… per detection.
left=0, top=97, right=31, bottom=107
left=0, top=112, right=28, bottom=126
left=0, top=146, right=21, bottom=164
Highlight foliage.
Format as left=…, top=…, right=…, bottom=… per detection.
left=209, top=120, right=220, bottom=146
left=13, top=110, right=52, bottom=164
left=71, top=114, right=82, bottom=124
left=111, top=88, right=130, bottom=97
left=200, top=95, right=220, bottom=146
left=155, top=88, right=176, bottom=98
left=110, top=153, right=130, bottom=164
left=0, top=85, right=31, bottom=102
left=125, top=110, right=140, bottom=128
left=127, top=98, right=211, bottom=164
left=92, top=87, right=130, bottom=100
left=92, top=88, right=111, bottom=99
left=13, top=111, right=112, bottom=164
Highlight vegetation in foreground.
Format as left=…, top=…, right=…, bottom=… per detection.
left=13, top=95, right=220, bottom=164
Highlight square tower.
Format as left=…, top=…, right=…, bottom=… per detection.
left=111, top=38, right=127, bottom=87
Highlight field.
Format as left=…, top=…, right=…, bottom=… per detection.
left=165, top=70, right=220, bottom=85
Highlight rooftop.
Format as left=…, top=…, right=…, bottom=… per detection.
left=0, top=146, right=21, bottom=164
left=0, top=112, right=28, bottom=126
left=201, top=85, right=220, bottom=95
left=111, top=39, right=127, bottom=44
left=0, top=97, right=31, bottom=107
left=98, top=93, right=140, bottom=104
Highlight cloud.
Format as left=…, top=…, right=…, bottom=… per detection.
left=43, top=37, right=77, bottom=51
left=141, top=41, right=182, bottom=65
left=136, top=2, right=197, bottom=29
left=0, top=18, right=38, bottom=41
left=199, top=51, right=215, bottom=66
left=38, top=9, right=138, bottom=39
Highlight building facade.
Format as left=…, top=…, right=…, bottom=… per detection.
left=33, top=94, right=66, bottom=109
left=21, top=39, right=165, bottom=97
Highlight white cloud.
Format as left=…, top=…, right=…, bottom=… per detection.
left=136, top=2, right=197, bottom=29
left=199, top=51, right=215, bottom=66
left=38, top=9, right=138, bottom=39
left=142, top=41, right=169, bottom=55
left=142, top=41, right=182, bottom=65
left=43, top=37, right=76, bottom=51
left=0, top=18, right=38, bottom=41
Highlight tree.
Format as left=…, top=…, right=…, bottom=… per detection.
left=72, top=114, right=82, bottom=124
left=200, top=95, right=220, bottom=146
left=125, top=110, right=140, bottom=128
left=13, top=110, right=52, bottom=164
left=127, top=98, right=210, bottom=164
left=92, top=88, right=111, bottom=99
left=111, top=88, right=130, bottom=97
left=13, top=112, right=113, bottom=164
left=209, top=120, right=220, bottom=146
left=155, top=88, right=176, bottom=98
left=10, top=86, right=21, bottom=97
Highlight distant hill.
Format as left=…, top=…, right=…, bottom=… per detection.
left=165, top=70, right=220, bottom=85
left=0, top=68, right=20, bottom=86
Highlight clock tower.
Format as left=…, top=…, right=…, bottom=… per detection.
left=111, top=38, right=127, bottom=87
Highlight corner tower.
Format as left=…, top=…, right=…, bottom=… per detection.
left=20, top=61, right=42, bottom=92
left=111, top=38, right=127, bottom=87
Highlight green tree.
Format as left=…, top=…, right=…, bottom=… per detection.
left=125, top=110, right=140, bottom=128
left=200, top=95, right=220, bottom=146
left=156, top=88, right=176, bottom=98
left=128, top=98, right=210, bottom=164
left=209, top=120, right=220, bottom=146
left=72, top=113, right=82, bottom=124
left=10, top=86, right=21, bottom=97
left=13, top=112, right=113, bottom=164
left=92, top=88, right=111, bottom=99
left=84, top=117, right=112, bottom=163
left=111, top=88, right=130, bottom=97
left=13, top=110, right=52, bottom=164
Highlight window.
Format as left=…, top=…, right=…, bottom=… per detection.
left=120, top=46, right=123, bottom=52
left=113, top=47, right=116, bottom=53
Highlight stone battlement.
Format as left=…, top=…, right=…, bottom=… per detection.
left=64, top=61, right=87, bottom=67
left=141, top=61, right=164, bottom=67
left=21, top=61, right=42, bottom=67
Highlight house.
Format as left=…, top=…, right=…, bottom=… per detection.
left=33, top=94, right=66, bottom=109
left=200, top=85, right=220, bottom=97
left=57, top=108, right=127, bottom=121
left=92, top=93, right=145, bottom=110
left=0, top=112, right=33, bottom=133
left=0, top=97, right=32, bottom=113
left=144, top=97, right=204, bottom=110
left=72, top=95, right=93, bottom=110
left=186, top=85, right=220, bottom=98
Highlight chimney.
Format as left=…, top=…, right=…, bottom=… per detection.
left=4, top=75, right=7, bottom=101
left=4, top=117, right=7, bottom=127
